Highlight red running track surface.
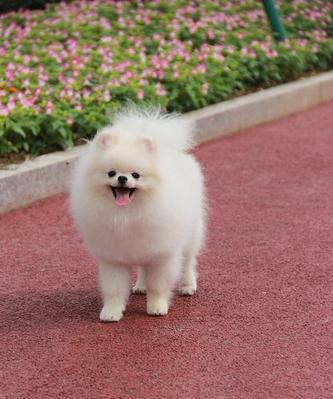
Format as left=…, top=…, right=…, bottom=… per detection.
left=1, top=101, right=333, bottom=399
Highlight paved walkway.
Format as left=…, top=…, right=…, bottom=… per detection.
left=1, top=101, right=333, bottom=399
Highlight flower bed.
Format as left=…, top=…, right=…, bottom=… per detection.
left=0, top=0, right=332, bottom=156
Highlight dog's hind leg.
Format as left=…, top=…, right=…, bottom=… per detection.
left=132, top=267, right=147, bottom=294
left=179, top=253, right=197, bottom=296
left=179, top=218, right=204, bottom=296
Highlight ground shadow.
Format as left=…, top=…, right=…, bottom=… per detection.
left=0, top=287, right=201, bottom=333
left=0, top=288, right=100, bottom=333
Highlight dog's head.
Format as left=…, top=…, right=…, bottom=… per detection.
left=85, top=128, right=160, bottom=207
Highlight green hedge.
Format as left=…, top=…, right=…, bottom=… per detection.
left=0, top=0, right=332, bottom=156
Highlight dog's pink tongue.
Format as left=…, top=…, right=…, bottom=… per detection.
left=115, top=190, right=130, bottom=206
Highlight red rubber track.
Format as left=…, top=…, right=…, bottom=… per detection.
left=1, top=102, right=333, bottom=399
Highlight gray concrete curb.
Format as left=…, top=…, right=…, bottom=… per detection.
left=1, top=71, right=333, bottom=214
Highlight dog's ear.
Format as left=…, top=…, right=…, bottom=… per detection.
left=95, top=131, right=116, bottom=149
left=140, top=136, right=157, bottom=153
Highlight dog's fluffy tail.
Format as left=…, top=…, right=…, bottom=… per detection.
left=111, top=105, right=196, bottom=152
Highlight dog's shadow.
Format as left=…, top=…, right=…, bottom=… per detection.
left=1, top=286, right=198, bottom=333
left=0, top=288, right=100, bottom=333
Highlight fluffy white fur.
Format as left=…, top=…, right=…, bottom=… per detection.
left=70, top=107, right=205, bottom=322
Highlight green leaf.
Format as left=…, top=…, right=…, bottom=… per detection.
left=11, top=124, right=26, bottom=138
left=59, top=127, right=68, bottom=139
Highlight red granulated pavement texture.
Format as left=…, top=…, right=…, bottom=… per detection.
left=1, top=101, right=333, bottom=399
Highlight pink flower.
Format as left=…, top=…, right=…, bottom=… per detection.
left=82, top=89, right=90, bottom=98
left=5, top=70, right=15, bottom=81
left=155, top=83, right=166, bottom=96
left=202, top=82, right=209, bottom=95
left=137, top=90, right=144, bottom=100
left=101, top=36, right=112, bottom=43
left=260, top=43, right=269, bottom=52
left=20, top=98, right=35, bottom=108
left=207, top=30, right=215, bottom=39
left=23, top=55, right=31, bottom=64
left=45, top=101, right=53, bottom=115
left=22, top=79, right=30, bottom=88
left=7, top=100, right=16, bottom=111
left=241, top=47, right=248, bottom=56
left=0, top=106, right=9, bottom=116
left=193, top=63, right=206, bottom=75
left=213, top=53, right=224, bottom=61
left=103, top=91, right=111, bottom=101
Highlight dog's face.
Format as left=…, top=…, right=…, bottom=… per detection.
left=86, top=130, right=160, bottom=206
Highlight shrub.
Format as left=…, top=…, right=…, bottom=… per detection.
left=0, top=0, right=332, bottom=156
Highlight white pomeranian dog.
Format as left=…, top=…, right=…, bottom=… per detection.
left=70, top=106, right=205, bottom=322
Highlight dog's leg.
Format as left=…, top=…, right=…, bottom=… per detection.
left=179, top=217, right=204, bottom=295
left=179, top=254, right=197, bottom=296
left=132, top=267, right=147, bottom=294
left=145, top=254, right=181, bottom=316
left=98, top=262, right=131, bottom=322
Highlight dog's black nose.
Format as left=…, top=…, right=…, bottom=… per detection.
left=118, top=176, right=128, bottom=185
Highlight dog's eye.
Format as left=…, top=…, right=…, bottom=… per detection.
left=108, top=170, right=116, bottom=178
left=132, top=172, right=140, bottom=179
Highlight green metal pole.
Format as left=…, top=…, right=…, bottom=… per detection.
left=262, top=0, right=286, bottom=42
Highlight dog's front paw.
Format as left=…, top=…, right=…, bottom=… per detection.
left=99, top=304, right=124, bottom=322
left=147, top=296, right=169, bottom=316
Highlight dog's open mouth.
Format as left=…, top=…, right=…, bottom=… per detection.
left=110, top=186, right=136, bottom=206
